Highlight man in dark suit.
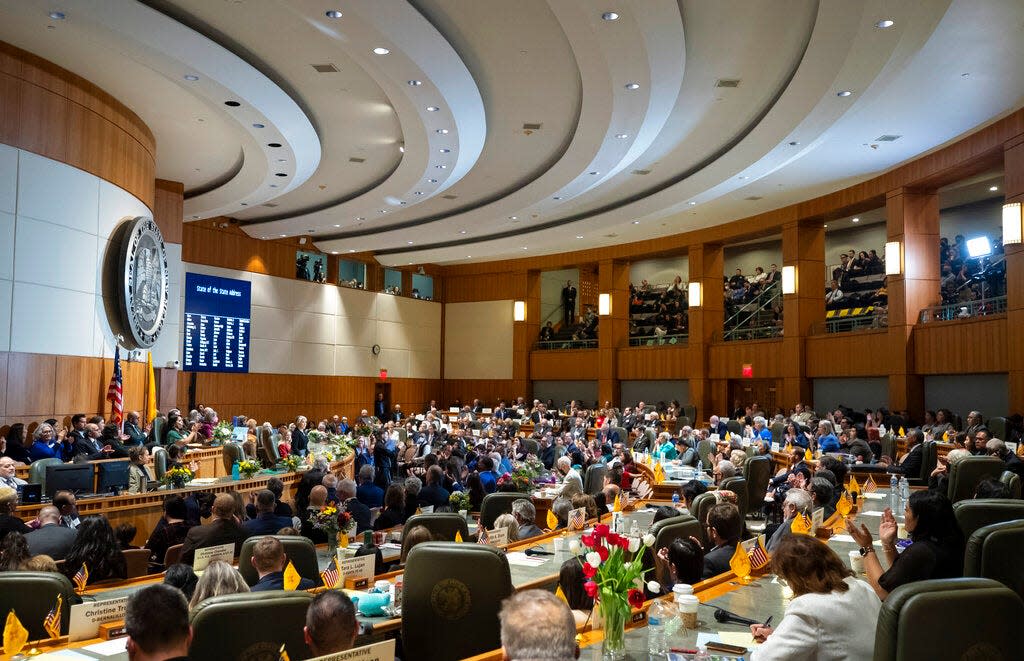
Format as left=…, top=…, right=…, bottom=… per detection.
left=73, top=423, right=115, bottom=460
left=24, top=505, right=77, bottom=560
left=888, top=429, right=924, bottom=478
left=355, top=465, right=384, bottom=508
left=493, top=403, right=511, bottom=420
left=561, top=280, right=577, bottom=327
left=296, top=459, right=328, bottom=517
left=249, top=537, right=315, bottom=592
left=707, top=415, right=729, bottom=438
left=243, top=490, right=294, bottom=536
left=417, top=466, right=450, bottom=508
left=702, top=503, right=743, bottom=579
left=67, top=414, right=88, bottom=446
left=338, top=479, right=372, bottom=533
left=596, top=422, right=620, bottom=447
left=181, top=494, right=251, bottom=564
left=374, top=393, right=387, bottom=420
left=390, top=405, right=405, bottom=424
left=123, top=411, right=148, bottom=446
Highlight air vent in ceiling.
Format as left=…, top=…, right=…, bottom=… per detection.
left=348, top=157, right=365, bottom=163
left=312, top=64, right=338, bottom=73
left=744, top=196, right=763, bottom=201
left=262, top=203, right=278, bottom=208
left=632, top=169, right=651, bottom=175
left=604, top=233, right=619, bottom=238
left=441, top=194, right=458, bottom=200
left=875, top=134, right=902, bottom=142
left=522, top=122, right=542, bottom=130
left=716, top=78, right=741, bottom=88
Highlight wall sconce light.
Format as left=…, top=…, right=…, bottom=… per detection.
left=781, top=265, right=797, bottom=295
left=598, top=293, right=611, bottom=316
left=687, top=281, right=701, bottom=307
left=1003, top=202, right=1022, bottom=245
left=885, top=241, right=902, bottom=275
left=513, top=300, right=526, bottom=321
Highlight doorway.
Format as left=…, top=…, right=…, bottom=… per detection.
left=375, top=382, right=391, bottom=420
left=727, top=379, right=780, bottom=417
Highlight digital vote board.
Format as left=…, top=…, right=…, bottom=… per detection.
left=182, top=273, right=251, bottom=372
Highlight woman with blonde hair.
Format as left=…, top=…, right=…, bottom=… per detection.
left=490, top=513, right=520, bottom=543
left=188, top=560, right=249, bottom=609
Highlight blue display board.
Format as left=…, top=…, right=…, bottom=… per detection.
left=182, top=273, right=251, bottom=372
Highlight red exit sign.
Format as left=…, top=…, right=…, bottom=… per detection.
left=742, top=364, right=753, bottom=378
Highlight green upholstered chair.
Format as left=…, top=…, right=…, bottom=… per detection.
left=237, top=535, right=321, bottom=587
left=650, top=515, right=702, bottom=553
left=189, top=591, right=313, bottom=660
left=521, top=438, right=539, bottom=456
left=222, top=441, right=245, bottom=475
left=907, top=441, right=938, bottom=485
left=726, top=420, right=743, bottom=436
left=1000, top=470, right=1021, bottom=499
left=987, top=416, right=1009, bottom=443
left=479, top=492, right=523, bottom=530
left=150, top=416, right=166, bottom=445
left=946, top=456, right=1006, bottom=503
left=583, top=463, right=607, bottom=496
left=151, top=446, right=168, bottom=480
left=718, top=476, right=748, bottom=522
left=769, top=423, right=785, bottom=444
left=0, top=572, right=74, bottom=640
left=742, top=456, right=772, bottom=517
left=401, top=513, right=470, bottom=558
left=880, top=433, right=896, bottom=462
left=954, top=499, right=1024, bottom=546
left=696, top=440, right=715, bottom=466
left=873, top=578, right=1024, bottom=661
left=964, top=519, right=1024, bottom=596
left=27, top=458, right=64, bottom=492
left=688, top=492, right=717, bottom=546
left=402, top=542, right=513, bottom=661
left=678, top=416, right=692, bottom=429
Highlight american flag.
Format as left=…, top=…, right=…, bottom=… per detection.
left=278, top=644, right=290, bottom=661
left=568, top=507, right=586, bottom=531
left=72, top=563, right=89, bottom=594
left=320, top=557, right=340, bottom=589
left=749, top=537, right=770, bottom=570
left=106, top=347, right=124, bottom=428
left=43, top=594, right=62, bottom=639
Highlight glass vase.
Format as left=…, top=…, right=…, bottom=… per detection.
left=327, top=531, right=338, bottom=560
left=599, top=592, right=629, bottom=660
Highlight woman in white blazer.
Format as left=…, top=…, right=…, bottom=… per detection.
left=750, top=534, right=880, bottom=660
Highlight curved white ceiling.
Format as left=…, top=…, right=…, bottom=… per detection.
left=1, top=0, right=1022, bottom=265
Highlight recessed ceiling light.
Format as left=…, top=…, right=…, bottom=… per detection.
left=738, top=175, right=747, bottom=180
left=356, top=217, right=365, bottom=221
left=436, top=129, right=449, bottom=134
left=331, top=251, right=339, bottom=255
left=48, top=11, right=65, bottom=20
left=615, top=133, right=629, bottom=139
left=459, top=230, right=467, bottom=234
left=373, top=47, right=390, bottom=55
left=349, top=249, right=356, bottom=253
left=407, top=241, right=414, bottom=245
left=576, top=235, right=584, bottom=239
left=276, top=158, right=287, bottom=163
left=553, top=196, right=562, bottom=200
left=408, top=80, right=422, bottom=86
left=875, top=19, right=895, bottom=28
left=267, top=142, right=282, bottom=148
left=399, top=201, right=407, bottom=205
left=688, top=201, right=697, bottom=205
left=439, top=148, right=451, bottom=153
left=589, top=171, right=599, bottom=175
left=414, top=191, right=424, bottom=195
left=426, top=106, right=439, bottom=112
left=435, top=164, right=447, bottom=169
left=224, top=100, right=241, bottom=107
left=466, top=255, right=471, bottom=258
left=823, top=224, right=828, bottom=228
left=184, top=74, right=199, bottom=81
left=509, top=216, right=517, bottom=220
left=852, top=217, right=860, bottom=223
left=269, top=184, right=278, bottom=188
left=325, top=10, right=343, bottom=19
left=379, top=209, right=387, bottom=214
left=252, top=123, right=265, bottom=129
left=398, top=145, right=405, bottom=153
left=333, top=224, right=340, bottom=228
left=428, top=178, right=438, bottom=183
left=624, top=82, right=640, bottom=90
left=989, top=186, right=999, bottom=191
left=837, top=90, right=853, bottom=97
left=632, top=220, right=640, bottom=225
left=602, top=12, right=619, bottom=21
left=275, top=172, right=288, bottom=177
left=788, top=140, right=799, bottom=146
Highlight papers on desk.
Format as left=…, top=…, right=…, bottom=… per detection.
left=696, top=631, right=758, bottom=651
left=858, top=510, right=884, bottom=516
left=33, top=651, right=98, bottom=661
left=861, top=492, right=887, bottom=500
left=505, top=552, right=548, bottom=567
left=831, top=535, right=882, bottom=546
left=190, top=478, right=218, bottom=486
left=81, top=638, right=129, bottom=657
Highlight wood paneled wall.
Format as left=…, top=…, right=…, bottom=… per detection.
left=615, top=346, right=698, bottom=380
left=0, top=41, right=155, bottom=208
left=441, top=379, right=519, bottom=407
left=177, top=372, right=441, bottom=425
left=805, top=330, right=891, bottom=378
left=529, top=350, right=600, bottom=381
left=707, top=339, right=785, bottom=380
left=154, top=179, right=184, bottom=244
left=913, top=317, right=1008, bottom=374
left=0, top=352, right=150, bottom=429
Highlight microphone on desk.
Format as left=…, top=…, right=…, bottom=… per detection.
left=713, top=608, right=759, bottom=627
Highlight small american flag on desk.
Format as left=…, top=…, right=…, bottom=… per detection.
left=43, top=594, right=62, bottom=639
left=748, top=535, right=770, bottom=570
left=72, top=563, right=89, bottom=594
left=567, top=506, right=586, bottom=531
left=320, top=557, right=340, bottom=589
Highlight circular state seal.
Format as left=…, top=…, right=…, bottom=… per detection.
left=115, top=216, right=169, bottom=348
left=430, top=578, right=472, bottom=621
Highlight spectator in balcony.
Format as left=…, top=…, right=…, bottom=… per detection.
left=539, top=321, right=554, bottom=342
left=865, top=249, right=883, bottom=274
left=825, top=279, right=844, bottom=307
left=832, top=253, right=851, bottom=284
left=750, top=266, right=768, bottom=286
left=729, top=268, right=747, bottom=290
left=561, top=280, right=577, bottom=327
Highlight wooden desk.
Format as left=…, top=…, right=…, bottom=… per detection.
left=13, top=446, right=229, bottom=485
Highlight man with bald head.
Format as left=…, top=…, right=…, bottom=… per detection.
left=25, top=505, right=77, bottom=560
left=180, top=493, right=251, bottom=565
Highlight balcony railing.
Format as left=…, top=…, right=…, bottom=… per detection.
left=534, top=338, right=598, bottom=350
left=628, top=333, right=688, bottom=347
left=919, top=295, right=1007, bottom=323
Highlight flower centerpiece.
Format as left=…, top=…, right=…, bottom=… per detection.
left=449, top=490, right=471, bottom=513
left=211, top=421, right=233, bottom=446
left=281, top=454, right=303, bottom=472
left=237, top=459, right=261, bottom=479
left=497, top=469, right=533, bottom=493
left=355, top=423, right=374, bottom=439
left=576, top=524, right=658, bottom=659
left=310, top=505, right=355, bottom=555
left=307, top=429, right=326, bottom=445
left=161, top=466, right=194, bottom=489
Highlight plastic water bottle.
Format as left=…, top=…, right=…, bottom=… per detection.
left=231, top=461, right=240, bottom=481
left=889, top=474, right=899, bottom=512
left=899, top=476, right=910, bottom=513
left=648, top=599, right=672, bottom=656
left=672, top=491, right=680, bottom=507
left=697, top=459, right=704, bottom=477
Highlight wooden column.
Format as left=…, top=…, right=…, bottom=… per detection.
left=687, top=243, right=724, bottom=424
left=1005, top=134, right=1024, bottom=408
left=598, top=260, right=629, bottom=406
left=781, top=221, right=825, bottom=409
left=512, top=271, right=540, bottom=400
left=886, top=188, right=940, bottom=414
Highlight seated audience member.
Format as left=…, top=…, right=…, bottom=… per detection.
left=146, top=496, right=194, bottom=566
left=808, top=477, right=836, bottom=519
left=766, top=488, right=812, bottom=553
left=243, top=489, right=294, bottom=535
left=490, top=513, right=519, bottom=542
left=512, top=499, right=544, bottom=539
left=701, top=503, right=742, bottom=579
left=403, top=476, right=423, bottom=520
left=163, top=563, right=198, bottom=601
left=816, top=420, right=841, bottom=453
left=885, top=428, right=924, bottom=476
left=249, top=536, right=315, bottom=592
left=477, top=457, right=500, bottom=494
left=125, top=584, right=193, bottom=661
left=418, top=465, right=451, bottom=508
left=928, top=448, right=970, bottom=493
left=300, top=486, right=329, bottom=544
left=242, top=477, right=294, bottom=520
left=127, top=446, right=154, bottom=494
left=338, top=478, right=372, bottom=533
left=712, top=460, right=737, bottom=486
left=304, top=590, right=359, bottom=655
left=678, top=480, right=707, bottom=511
left=373, top=483, right=408, bottom=530
left=115, top=523, right=139, bottom=550
left=974, top=478, right=1012, bottom=499
left=23, top=554, right=59, bottom=573
left=654, top=538, right=704, bottom=591
left=53, top=490, right=81, bottom=529
left=0, top=531, right=31, bottom=571
left=847, top=490, right=963, bottom=600
left=25, top=505, right=77, bottom=560
left=322, top=473, right=340, bottom=504
left=188, top=560, right=249, bottom=609
left=0, top=457, right=25, bottom=490
left=570, top=494, right=600, bottom=521
left=277, top=527, right=299, bottom=536
left=29, top=423, right=72, bottom=462
left=123, top=411, right=148, bottom=447
left=2, top=424, right=32, bottom=465
left=356, top=464, right=385, bottom=508
left=558, top=558, right=594, bottom=628
left=398, top=525, right=433, bottom=566
left=986, top=438, right=1024, bottom=478
left=500, top=590, right=579, bottom=661
left=181, top=494, right=251, bottom=565
left=63, top=516, right=128, bottom=584
left=749, top=535, right=880, bottom=660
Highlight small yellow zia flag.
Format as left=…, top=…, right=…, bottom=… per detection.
left=804, top=447, right=814, bottom=462
left=613, top=492, right=622, bottom=513
left=283, top=561, right=302, bottom=591
left=546, top=507, right=559, bottom=530
left=654, top=463, right=665, bottom=484
left=791, top=512, right=813, bottom=536
left=3, top=610, right=28, bottom=658
left=898, top=427, right=906, bottom=438
left=454, top=530, right=463, bottom=543
left=729, top=543, right=751, bottom=579
left=943, top=430, right=950, bottom=442
left=848, top=475, right=860, bottom=495
left=555, top=585, right=569, bottom=604
left=836, top=491, right=853, bottom=518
